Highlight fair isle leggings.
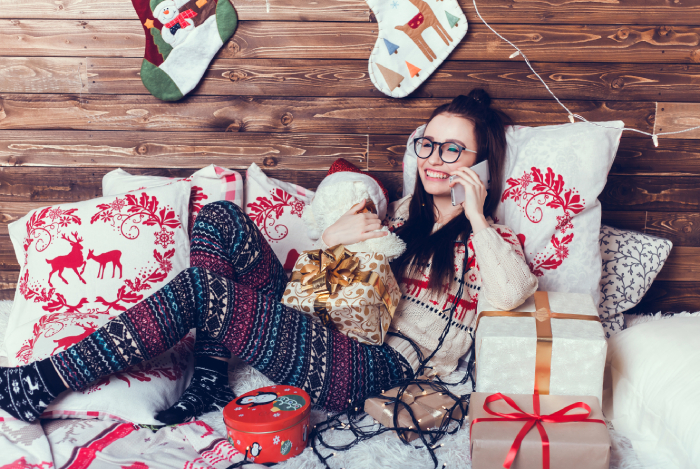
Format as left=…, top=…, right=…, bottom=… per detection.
left=50, top=201, right=412, bottom=412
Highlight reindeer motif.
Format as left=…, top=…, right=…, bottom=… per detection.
left=395, top=0, right=453, bottom=62
left=52, top=321, right=99, bottom=354
left=87, top=249, right=123, bottom=279
left=46, top=232, right=87, bottom=287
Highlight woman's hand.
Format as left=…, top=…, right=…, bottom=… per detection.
left=449, top=166, right=489, bottom=233
left=321, top=199, right=389, bottom=247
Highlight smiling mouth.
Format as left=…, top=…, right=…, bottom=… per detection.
left=425, top=169, right=449, bottom=180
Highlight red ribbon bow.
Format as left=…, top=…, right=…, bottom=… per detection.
left=164, top=9, right=197, bottom=29
left=470, top=393, right=606, bottom=469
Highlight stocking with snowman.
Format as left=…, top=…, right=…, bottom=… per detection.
left=133, top=0, right=238, bottom=100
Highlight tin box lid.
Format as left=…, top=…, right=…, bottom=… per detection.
left=223, top=385, right=311, bottom=433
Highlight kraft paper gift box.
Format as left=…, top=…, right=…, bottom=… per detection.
left=364, top=382, right=464, bottom=442
left=282, top=244, right=401, bottom=346
left=468, top=392, right=611, bottom=469
left=475, top=291, right=607, bottom=405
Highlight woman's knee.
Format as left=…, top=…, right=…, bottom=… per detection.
left=196, top=200, right=245, bottom=223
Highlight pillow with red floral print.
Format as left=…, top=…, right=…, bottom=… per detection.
left=244, top=163, right=315, bottom=271
left=102, top=164, right=243, bottom=237
left=4, top=181, right=190, bottom=422
left=494, top=121, right=624, bottom=306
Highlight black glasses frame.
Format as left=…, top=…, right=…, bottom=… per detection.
left=413, top=137, right=477, bottom=164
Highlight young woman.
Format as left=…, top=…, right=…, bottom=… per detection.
left=0, top=88, right=537, bottom=424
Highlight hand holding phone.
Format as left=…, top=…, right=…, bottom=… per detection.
left=450, top=160, right=490, bottom=206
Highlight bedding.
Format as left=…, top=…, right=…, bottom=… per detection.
left=0, top=300, right=652, bottom=469
left=606, top=316, right=700, bottom=469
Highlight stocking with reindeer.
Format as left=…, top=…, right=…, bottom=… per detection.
left=366, top=0, right=467, bottom=98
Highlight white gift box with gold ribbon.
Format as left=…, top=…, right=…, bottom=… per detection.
left=475, top=291, right=607, bottom=405
left=282, top=245, right=401, bottom=346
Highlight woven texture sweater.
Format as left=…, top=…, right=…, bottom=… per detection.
left=381, top=196, right=538, bottom=376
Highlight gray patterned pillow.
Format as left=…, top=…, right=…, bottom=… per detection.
left=598, top=225, right=673, bottom=337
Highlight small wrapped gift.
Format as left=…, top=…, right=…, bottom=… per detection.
left=364, top=382, right=464, bottom=442
left=468, top=392, right=610, bottom=469
left=474, top=291, right=606, bottom=405
left=282, top=244, right=400, bottom=345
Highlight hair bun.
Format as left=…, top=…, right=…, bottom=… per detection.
left=466, top=88, right=492, bottom=108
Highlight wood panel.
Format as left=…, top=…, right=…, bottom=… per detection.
left=2, top=0, right=698, bottom=25
left=0, top=95, right=656, bottom=134
left=0, top=270, right=18, bottom=300
left=655, top=247, right=700, bottom=281
left=4, top=22, right=700, bottom=65
left=601, top=176, right=700, bottom=212
left=627, top=281, right=700, bottom=313
left=82, top=59, right=700, bottom=101
left=0, top=131, right=367, bottom=168
left=0, top=57, right=88, bottom=94
left=656, top=103, right=700, bottom=139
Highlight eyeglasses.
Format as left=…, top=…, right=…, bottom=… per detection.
left=413, top=137, right=477, bottom=164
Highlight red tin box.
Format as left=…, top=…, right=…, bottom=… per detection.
left=223, top=385, right=311, bottom=465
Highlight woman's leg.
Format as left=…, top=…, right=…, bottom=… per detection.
left=159, top=201, right=289, bottom=423
left=0, top=265, right=411, bottom=422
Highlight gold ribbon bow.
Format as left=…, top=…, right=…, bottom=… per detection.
left=289, top=244, right=397, bottom=328
left=475, top=291, right=600, bottom=395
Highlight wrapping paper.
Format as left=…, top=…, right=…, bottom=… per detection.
left=282, top=246, right=400, bottom=345
left=468, top=392, right=610, bottom=469
left=364, top=382, right=463, bottom=442
left=475, top=292, right=606, bottom=404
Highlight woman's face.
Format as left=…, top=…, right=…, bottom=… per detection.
left=417, top=113, right=478, bottom=197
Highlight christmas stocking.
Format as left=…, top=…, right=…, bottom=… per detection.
left=133, top=0, right=237, bottom=101
left=366, top=0, right=467, bottom=98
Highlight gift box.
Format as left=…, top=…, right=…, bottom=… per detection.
left=475, top=291, right=606, bottom=404
left=468, top=392, right=610, bottom=469
left=282, top=244, right=400, bottom=345
left=364, top=381, right=464, bottom=442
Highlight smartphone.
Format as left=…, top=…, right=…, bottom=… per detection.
left=450, top=160, right=490, bottom=206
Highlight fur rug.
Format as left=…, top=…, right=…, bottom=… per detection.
left=0, top=300, right=666, bottom=468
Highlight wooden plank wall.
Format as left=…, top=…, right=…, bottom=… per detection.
left=1, top=0, right=700, bottom=312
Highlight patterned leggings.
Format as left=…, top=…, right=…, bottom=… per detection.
left=50, top=201, right=412, bottom=412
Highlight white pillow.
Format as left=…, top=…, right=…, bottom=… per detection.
left=599, top=225, right=673, bottom=337
left=606, top=317, right=700, bottom=469
left=403, top=121, right=624, bottom=306
left=102, top=165, right=243, bottom=236
left=4, top=182, right=192, bottom=423
left=244, top=163, right=315, bottom=271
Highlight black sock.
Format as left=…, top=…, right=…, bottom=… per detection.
left=155, top=356, right=235, bottom=425
left=0, top=358, right=67, bottom=422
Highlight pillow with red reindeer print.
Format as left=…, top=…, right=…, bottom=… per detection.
left=494, top=121, right=624, bottom=306
left=102, top=164, right=244, bottom=237
left=4, top=181, right=191, bottom=423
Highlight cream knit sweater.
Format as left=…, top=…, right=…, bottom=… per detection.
left=381, top=196, right=538, bottom=376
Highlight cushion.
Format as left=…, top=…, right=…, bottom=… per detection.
left=244, top=163, right=315, bottom=271
left=606, top=316, right=700, bottom=468
left=598, top=225, right=673, bottom=337
left=41, top=332, right=195, bottom=424
left=4, top=182, right=191, bottom=423
left=403, top=121, right=624, bottom=307
left=102, top=165, right=243, bottom=236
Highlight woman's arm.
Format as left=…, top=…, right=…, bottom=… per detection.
left=471, top=225, right=538, bottom=311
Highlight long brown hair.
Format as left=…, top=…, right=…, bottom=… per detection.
left=392, top=88, right=512, bottom=292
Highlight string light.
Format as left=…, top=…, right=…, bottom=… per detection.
left=471, top=0, right=700, bottom=147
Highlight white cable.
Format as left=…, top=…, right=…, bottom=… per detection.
left=471, top=0, right=700, bottom=145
